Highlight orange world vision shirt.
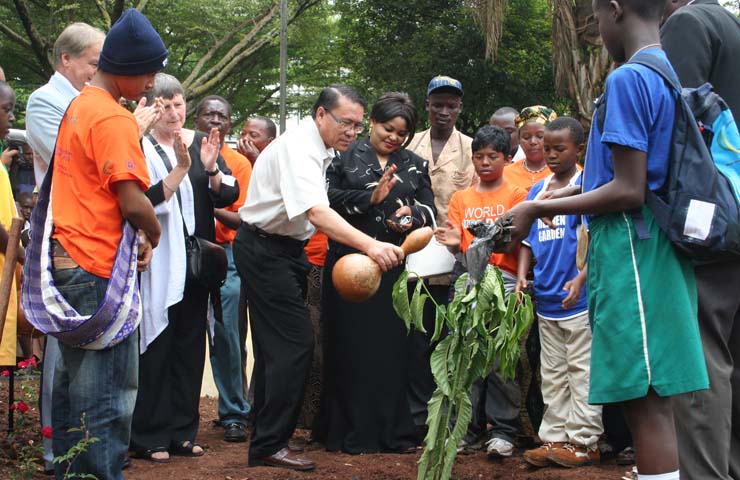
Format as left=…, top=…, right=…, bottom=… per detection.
left=446, top=182, right=528, bottom=276
left=215, top=145, right=252, bottom=244
left=51, top=86, right=150, bottom=279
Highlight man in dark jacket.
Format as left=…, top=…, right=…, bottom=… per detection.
left=662, top=2, right=740, bottom=479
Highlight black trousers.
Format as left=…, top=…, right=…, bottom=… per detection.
left=233, top=224, right=313, bottom=462
left=131, top=280, right=209, bottom=451
left=674, top=261, right=740, bottom=480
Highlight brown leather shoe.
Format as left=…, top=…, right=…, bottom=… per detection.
left=250, top=447, right=315, bottom=471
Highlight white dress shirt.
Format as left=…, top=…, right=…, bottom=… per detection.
left=239, top=118, right=334, bottom=240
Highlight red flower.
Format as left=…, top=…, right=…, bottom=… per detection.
left=17, top=360, right=27, bottom=369
left=42, top=426, right=52, bottom=439
left=27, top=357, right=37, bottom=369
left=12, top=401, right=29, bottom=413
left=0, top=370, right=9, bottom=377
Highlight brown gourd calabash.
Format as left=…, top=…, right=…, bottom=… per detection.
left=332, top=226, right=434, bottom=303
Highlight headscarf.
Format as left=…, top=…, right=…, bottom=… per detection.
left=515, top=105, right=558, bottom=129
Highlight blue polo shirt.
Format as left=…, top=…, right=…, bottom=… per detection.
left=583, top=49, right=676, bottom=200
left=524, top=172, right=588, bottom=320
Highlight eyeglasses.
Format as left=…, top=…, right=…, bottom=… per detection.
left=326, top=109, right=365, bottom=135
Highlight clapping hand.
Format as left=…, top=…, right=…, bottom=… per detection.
left=134, top=97, right=163, bottom=139
left=173, top=131, right=192, bottom=171
left=200, top=127, right=221, bottom=172
left=370, top=164, right=398, bottom=206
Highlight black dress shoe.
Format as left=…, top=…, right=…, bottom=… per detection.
left=224, top=422, right=248, bottom=443
left=249, top=447, right=315, bottom=471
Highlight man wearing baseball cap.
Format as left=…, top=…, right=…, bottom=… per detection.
left=37, top=9, right=165, bottom=479
left=406, top=75, right=475, bottom=437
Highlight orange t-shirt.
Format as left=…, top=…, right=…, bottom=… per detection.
left=215, top=145, right=252, bottom=244
left=446, top=182, right=528, bottom=276
left=51, top=86, right=150, bottom=278
left=503, top=161, right=552, bottom=192
left=304, top=231, right=328, bottom=267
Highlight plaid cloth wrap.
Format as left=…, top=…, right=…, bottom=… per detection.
left=20, top=159, right=141, bottom=350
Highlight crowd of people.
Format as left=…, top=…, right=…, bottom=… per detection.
left=0, top=1, right=738, bottom=480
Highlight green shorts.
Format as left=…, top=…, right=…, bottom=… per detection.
left=587, top=209, right=708, bottom=404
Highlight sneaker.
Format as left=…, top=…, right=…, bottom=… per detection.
left=523, top=442, right=567, bottom=467
left=616, top=446, right=636, bottom=465
left=486, top=437, right=514, bottom=458
left=621, top=466, right=638, bottom=480
left=547, top=442, right=600, bottom=467
left=223, top=422, right=247, bottom=443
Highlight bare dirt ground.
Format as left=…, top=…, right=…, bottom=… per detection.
left=1, top=379, right=628, bottom=480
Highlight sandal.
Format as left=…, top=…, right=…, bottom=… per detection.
left=131, top=447, right=170, bottom=463
left=170, top=440, right=205, bottom=457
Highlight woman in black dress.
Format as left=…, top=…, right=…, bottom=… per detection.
left=315, top=92, right=436, bottom=453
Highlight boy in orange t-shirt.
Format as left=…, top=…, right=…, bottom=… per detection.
left=435, top=125, right=527, bottom=458
left=45, top=9, right=165, bottom=479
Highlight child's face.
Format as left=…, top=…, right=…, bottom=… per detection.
left=472, top=146, right=507, bottom=183
left=0, top=88, right=16, bottom=140
left=544, top=129, right=582, bottom=175
left=593, top=0, right=626, bottom=63
left=519, top=122, right=546, bottom=163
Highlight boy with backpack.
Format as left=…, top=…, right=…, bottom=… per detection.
left=502, top=1, right=709, bottom=479
left=516, top=117, right=603, bottom=468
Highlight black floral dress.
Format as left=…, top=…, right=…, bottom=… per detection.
left=314, top=137, right=436, bottom=453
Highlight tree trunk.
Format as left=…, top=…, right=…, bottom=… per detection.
left=550, top=0, right=611, bottom=130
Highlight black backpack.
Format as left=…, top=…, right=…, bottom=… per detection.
left=596, top=53, right=740, bottom=263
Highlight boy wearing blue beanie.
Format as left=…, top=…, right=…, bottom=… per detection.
left=42, top=9, right=166, bottom=479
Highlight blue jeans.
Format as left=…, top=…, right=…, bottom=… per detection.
left=51, top=266, right=138, bottom=480
left=209, top=244, right=251, bottom=425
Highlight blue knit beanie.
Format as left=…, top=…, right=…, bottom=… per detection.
left=98, top=9, right=168, bottom=76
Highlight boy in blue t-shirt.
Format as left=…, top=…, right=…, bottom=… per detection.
left=501, top=2, right=708, bottom=479
left=515, top=118, right=603, bottom=468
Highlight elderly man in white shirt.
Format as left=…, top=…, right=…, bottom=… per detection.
left=235, top=85, right=404, bottom=471
left=24, top=22, right=105, bottom=473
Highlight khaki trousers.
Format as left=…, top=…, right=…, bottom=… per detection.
left=537, top=311, right=603, bottom=446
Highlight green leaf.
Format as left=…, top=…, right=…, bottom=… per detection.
left=432, top=304, right=447, bottom=342
left=461, top=285, right=477, bottom=304
left=392, top=273, right=412, bottom=333
left=423, top=390, right=445, bottom=453
left=410, top=280, right=428, bottom=334
left=430, top=336, right=453, bottom=396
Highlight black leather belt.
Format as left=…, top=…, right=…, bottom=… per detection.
left=241, top=222, right=307, bottom=251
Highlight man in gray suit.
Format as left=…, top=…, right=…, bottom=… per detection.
left=662, top=2, right=740, bottom=479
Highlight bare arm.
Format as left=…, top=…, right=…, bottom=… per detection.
left=307, top=204, right=404, bottom=272
left=113, top=180, right=161, bottom=248
left=515, top=245, right=532, bottom=293
left=214, top=208, right=241, bottom=230
left=504, top=146, right=646, bottom=251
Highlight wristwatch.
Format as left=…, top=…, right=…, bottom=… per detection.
left=204, top=166, right=220, bottom=177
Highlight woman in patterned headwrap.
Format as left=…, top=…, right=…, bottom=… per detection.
left=503, top=106, right=558, bottom=192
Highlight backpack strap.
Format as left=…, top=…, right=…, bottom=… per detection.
left=629, top=55, right=682, bottom=94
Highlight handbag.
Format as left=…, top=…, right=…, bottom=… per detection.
left=147, top=135, right=227, bottom=289
left=405, top=204, right=456, bottom=279
left=185, top=235, right=227, bottom=289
